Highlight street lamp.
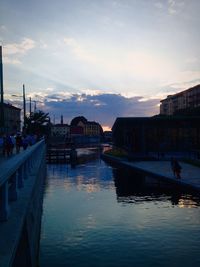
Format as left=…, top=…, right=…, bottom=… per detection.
left=29, top=97, right=43, bottom=115
left=0, top=45, right=5, bottom=134
left=33, top=99, right=43, bottom=112
left=12, top=84, right=26, bottom=130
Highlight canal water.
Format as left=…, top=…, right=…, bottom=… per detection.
left=40, top=158, right=200, bottom=267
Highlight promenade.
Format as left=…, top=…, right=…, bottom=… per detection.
left=102, top=154, right=200, bottom=192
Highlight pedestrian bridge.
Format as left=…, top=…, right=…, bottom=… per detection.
left=0, top=139, right=46, bottom=267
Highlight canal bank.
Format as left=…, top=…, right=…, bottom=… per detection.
left=101, top=153, right=200, bottom=193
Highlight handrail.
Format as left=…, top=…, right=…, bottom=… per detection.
left=0, top=139, right=44, bottom=186
left=0, top=139, right=45, bottom=221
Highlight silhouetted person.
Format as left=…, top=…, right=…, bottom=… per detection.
left=5, top=134, right=13, bottom=157
left=15, top=133, right=22, bottom=153
left=171, top=157, right=176, bottom=177
left=171, top=158, right=182, bottom=179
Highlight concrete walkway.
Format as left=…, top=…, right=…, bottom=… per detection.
left=102, top=154, right=200, bottom=192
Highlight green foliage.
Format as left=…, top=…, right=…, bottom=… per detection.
left=182, top=158, right=200, bottom=168
left=25, top=110, right=50, bottom=135
left=105, top=147, right=128, bottom=158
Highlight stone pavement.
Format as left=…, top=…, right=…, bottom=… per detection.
left=128, top=161, right=200, bottom=191
left=102, top=154, right=200, bottom=192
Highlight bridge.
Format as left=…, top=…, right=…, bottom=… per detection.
left=0, top=139, right=46, bottom=267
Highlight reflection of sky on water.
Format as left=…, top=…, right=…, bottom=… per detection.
left=40, top=160, right=200, bottom=267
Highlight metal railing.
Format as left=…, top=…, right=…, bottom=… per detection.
left=0, top=139, right=45, bottom=221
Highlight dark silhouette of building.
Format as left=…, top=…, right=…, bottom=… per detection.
left=3, top=103, right=21, bottom=134
left=112, top=116, right=200, bottom=154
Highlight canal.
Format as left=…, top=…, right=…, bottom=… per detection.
left=39, top=158, right=200, bottom=267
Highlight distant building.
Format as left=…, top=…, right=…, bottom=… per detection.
left=84, top=121, right=102, bottom=136
left=160, top=84, right=200, bottom=115
left=104, top=131, right=112, bottom=142
left=70, top=116, right=103, bottom=145
left=51, top=124, right=70, bottom=137
left=3, top=103, right=21, bottom=134
left=71, top=116, right=87, bottom=126
left=70, top=126, right=84, bottom=137
left=70, top=116, right=103, bottom=137
left=112, top=116, right=200, bottom=154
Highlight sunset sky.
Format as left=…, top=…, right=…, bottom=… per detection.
left=1, top=0, right=200, bottom=129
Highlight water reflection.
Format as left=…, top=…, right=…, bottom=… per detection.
left=40, top=160, right=200, bottom=267
left=112, top=167, right=200, bottom=208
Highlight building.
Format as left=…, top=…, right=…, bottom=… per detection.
left=70, top=125, right=84, bottom=137
left=160, top=84, right=200, bottom=115
left=3, top=103, right=21, bottom=134
left=70, top=116, right=103, bottom=137
left=112, top=116, right=200, bottom=154
left=103, top=131, right=112, bottom=142
left=84, top=121, right=102, bottom=136
left=70, top=116, right=103, bottom=145
left=51, top=124, right=70, bottom=137
left=0, top=46, right=21, bottom=134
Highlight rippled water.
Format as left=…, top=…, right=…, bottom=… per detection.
left=40, top=159, right=200, bottom=267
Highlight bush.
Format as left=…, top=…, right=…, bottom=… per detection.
left=104, top=148, right=128, bottom=158
left=182, top=158, right=200, bottom=168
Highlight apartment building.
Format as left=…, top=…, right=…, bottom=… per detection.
left=160, top=84, right=200, bottom=115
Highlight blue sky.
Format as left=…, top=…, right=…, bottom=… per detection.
left=1, top=0, right=200, bottom=129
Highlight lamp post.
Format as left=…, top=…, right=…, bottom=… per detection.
left=29, top=98, right=43, bottom=115
left=29, top=96, right=32, bottom=115
left=23, top=84, right=26, bottom=127
left=33, top=99, right=42, bottom=112
left=12, top=84, right=27, bottom=131
left=0, top=45, right=5, bottom=134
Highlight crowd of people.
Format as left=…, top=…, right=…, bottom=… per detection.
left=0, top=133, right=39, bottom=157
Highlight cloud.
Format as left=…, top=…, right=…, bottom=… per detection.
left=154, top=0, right=185, bottom=15
left=3, top=57, right=21, bottom=65
left=154, top=2, right=164, bottom=9
left=3, top=38, right=36, bottom=64
left=4, top=38, right=35, bottom=55
left=168, top=0, right=185, bottom=14
left=38, top=92, right=160, bottom=127
left=0, top=25, right=7, bottom=32
left=164, top=80, right=200, bottom=91
left=64, top=37, right=97, bottom=63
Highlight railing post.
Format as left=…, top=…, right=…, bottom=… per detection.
left=9, top=172, right=18, bottom=201
left=17, top=165, right=24, bottom=188
left=0, top=140, right=45, bottom=222
left=24, top=161, right=28, bottom=179
left=0, top=182, right=10, bottom=221
left=28, top=157, right=32, bottom=173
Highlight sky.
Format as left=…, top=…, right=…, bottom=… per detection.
left=0, top=0, right=200, bottom=130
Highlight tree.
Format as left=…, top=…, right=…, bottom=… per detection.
left=25, top=110, right=50, bottom=136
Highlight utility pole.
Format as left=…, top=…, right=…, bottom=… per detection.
left=23, top=84, right=26, bottom=130
left=29, top=97, right=32, bottom=115
left=0, top=45, right=4, bottom=134
left=34, top=100, right=36, bottom=112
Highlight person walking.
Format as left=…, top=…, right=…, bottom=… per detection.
left=10, top=133, right=16, bottom=155
left=171, top=158, right=182, bottom=179
left=5, top=134, right=13, bottom=157
left=171, top=157, right=176, bottom=177
left=15, top=133, right=22, bottom=154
